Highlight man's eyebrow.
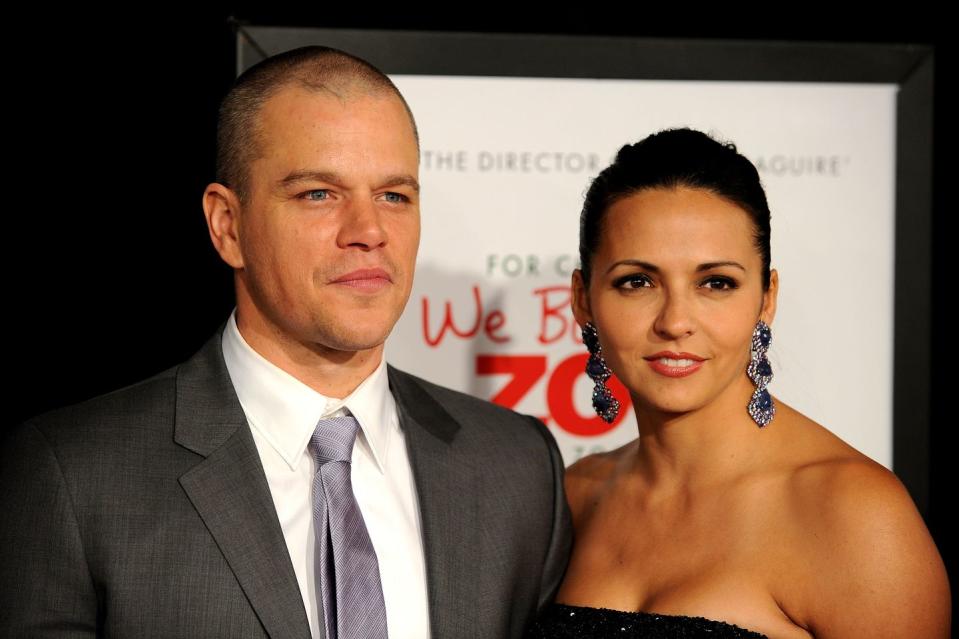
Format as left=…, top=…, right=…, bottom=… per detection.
left=605, top=259, right=746, bottom=274
left=277, top=170, right=420, bottom=192
left=278, top=170, right=342, bottom=188
left=378, top=174, right=420, bottom=193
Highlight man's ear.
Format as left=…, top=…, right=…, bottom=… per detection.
left=202, top=183, right=244, bottom=269
left=571, top=269, right=593, bottom=330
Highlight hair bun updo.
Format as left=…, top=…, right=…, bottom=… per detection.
left=579, top=128, right=771, bottom=290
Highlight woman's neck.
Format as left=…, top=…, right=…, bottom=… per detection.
left=630, top=375, right=779, bottom=491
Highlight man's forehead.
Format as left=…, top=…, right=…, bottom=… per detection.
left=259, top=83, right=407, bottom=127
left=242, top=91, right=417, bottom=191
left=252, top=87, right=415, bottom=153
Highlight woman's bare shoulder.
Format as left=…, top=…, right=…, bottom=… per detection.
left=772, top=401, right=928, bottom=544
left=772, top=403, right=951, bottom=637
left=563, top=440, right=638, bottom=521
left=769, top=403, right=907, bottom=508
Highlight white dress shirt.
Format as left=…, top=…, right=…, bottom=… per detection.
left=221, top=311, right=431, bottom=639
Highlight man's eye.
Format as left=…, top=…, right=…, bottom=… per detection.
left=614, top=274, right=652, bottom=290
left=701, top=276, right=738, bottom=291
left=383, top=192, right=408, bottom=203
left=304, top=190, right=329, bottom=201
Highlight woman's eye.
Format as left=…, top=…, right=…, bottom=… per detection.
left=304, top=189, right=330, bottom=201
left=701, top=276, right=738, bottom=291
left=615, top=274, right=652, bottom=290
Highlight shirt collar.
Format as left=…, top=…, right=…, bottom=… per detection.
left=220, top=310, right=391, bottom=473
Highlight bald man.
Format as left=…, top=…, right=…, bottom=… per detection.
left=0, top=47, right=571, bottom=639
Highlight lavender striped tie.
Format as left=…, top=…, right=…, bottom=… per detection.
left=309, top=415, right=388, bottom=639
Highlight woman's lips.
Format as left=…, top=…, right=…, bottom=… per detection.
left=644, top=352, right=705, bottom=378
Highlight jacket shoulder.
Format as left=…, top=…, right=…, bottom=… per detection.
left=14, top=364, right=180, bottom=446
left=16, top=327, right=228, bottom=446
left=387, top=365, right=555, bottom=448
left=389, top=365, right=529, bottom=420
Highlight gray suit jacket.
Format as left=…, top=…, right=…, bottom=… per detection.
left=0, top=325, right=572, bottom=638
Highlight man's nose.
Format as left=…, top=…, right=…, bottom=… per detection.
left=337, top=196, right=387, bottom=250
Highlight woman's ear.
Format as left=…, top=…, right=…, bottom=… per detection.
left=571, top=269, right=593, bottom=329
left=761, top=268, right=779, bottom=325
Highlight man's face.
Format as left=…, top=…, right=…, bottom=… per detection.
left=232, top=86, right=421, bottom=355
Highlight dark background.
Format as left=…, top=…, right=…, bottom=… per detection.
left=9, top=6, right=953, bottom=609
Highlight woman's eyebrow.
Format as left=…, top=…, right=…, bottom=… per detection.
left=605, top=259, right=745, bottom=275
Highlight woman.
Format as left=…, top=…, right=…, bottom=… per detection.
left=528, top=129, right=950, bottom=638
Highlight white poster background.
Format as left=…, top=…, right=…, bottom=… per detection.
left=385, top=76, right=896, bottom=468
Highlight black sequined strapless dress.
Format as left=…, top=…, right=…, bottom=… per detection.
left=527, top=603, right=768, bottom=638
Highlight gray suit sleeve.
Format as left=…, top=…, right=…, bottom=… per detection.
left=0, top=421, right=98, bottom=637
left=528, top=416, right=573, bottom=613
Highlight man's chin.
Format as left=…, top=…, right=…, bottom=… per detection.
left=313, top=328, right=391, bottom=356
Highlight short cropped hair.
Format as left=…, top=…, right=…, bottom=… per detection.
left=216, top=46, right=419, bottom=203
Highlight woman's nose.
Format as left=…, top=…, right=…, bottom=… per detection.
left=653, top=291, right=695, bottom=340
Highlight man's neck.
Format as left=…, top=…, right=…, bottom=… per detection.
left=234, top=312, right=384, bottom=400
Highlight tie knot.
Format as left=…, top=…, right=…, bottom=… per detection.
left=309, top=415, right=359, bottom=465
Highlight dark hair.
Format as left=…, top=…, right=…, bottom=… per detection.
left=216, top=46, right=419, bottom=203
left=579, top=128, right=771, bottom=289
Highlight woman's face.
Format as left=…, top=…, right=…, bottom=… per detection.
left=572, top=186, right=778, bottom=417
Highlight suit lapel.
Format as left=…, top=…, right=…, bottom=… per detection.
left=388, top=366, right=479, bottom=638
left=175, top=327, right=311, bottom=639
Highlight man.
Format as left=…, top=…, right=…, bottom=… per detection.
left=0, top=46, right=571, bottom=638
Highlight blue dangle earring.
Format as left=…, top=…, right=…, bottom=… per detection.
left=746, top=320, right=775, bottom=427
left=582, top=322, right=620, bottom=423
